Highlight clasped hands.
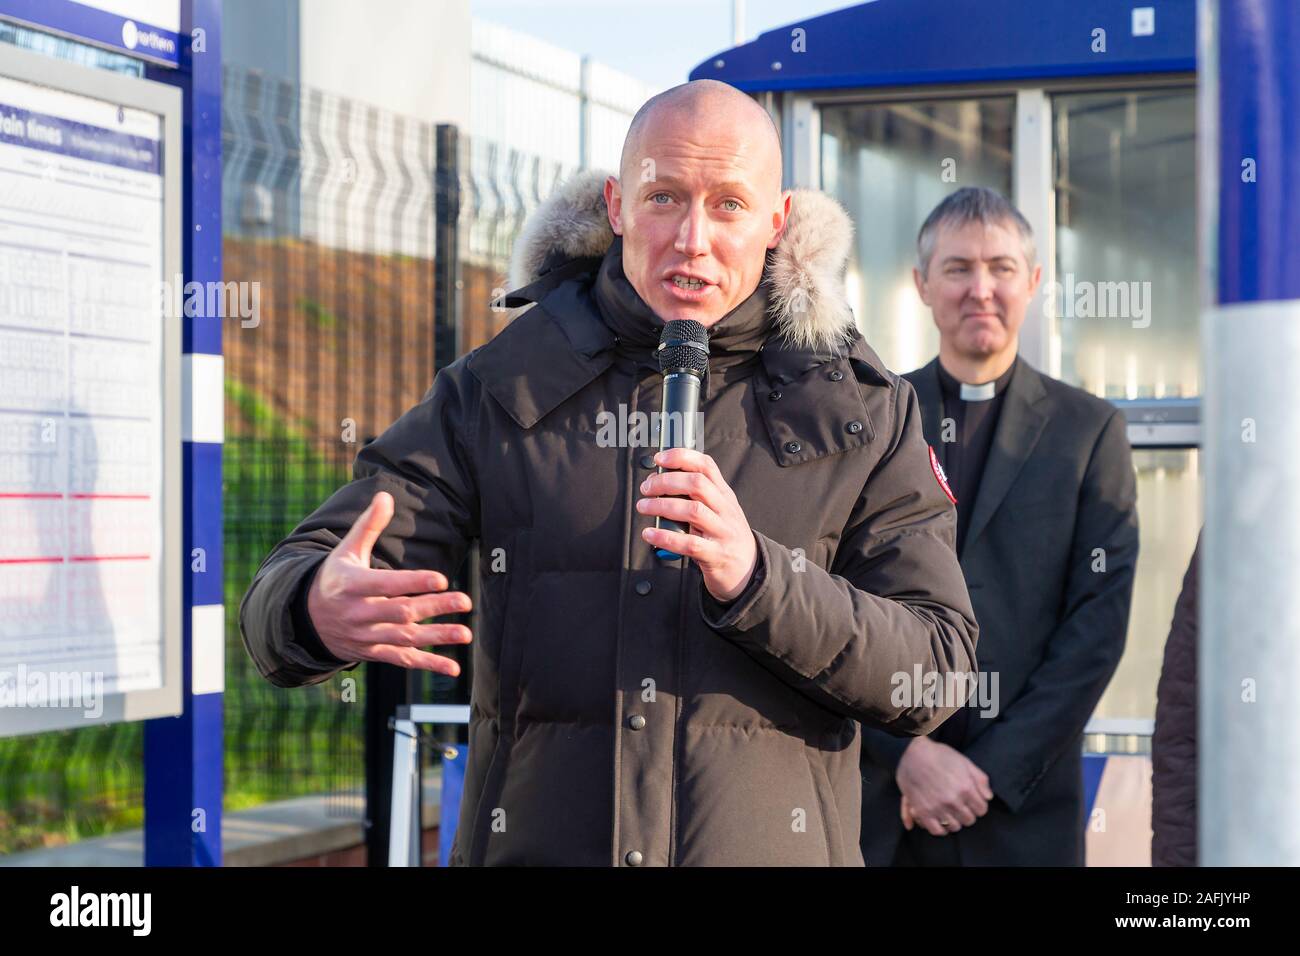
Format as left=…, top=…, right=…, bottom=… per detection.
left=896, top=736, right=995, bottom=836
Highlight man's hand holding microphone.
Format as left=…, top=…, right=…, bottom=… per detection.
left=305, top=490, right=473, bottom=674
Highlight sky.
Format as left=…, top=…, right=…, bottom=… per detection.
left=470, top=0, right=857, bottom=92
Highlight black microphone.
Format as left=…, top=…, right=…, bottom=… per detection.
left=652, top=319, right=709, bottom=561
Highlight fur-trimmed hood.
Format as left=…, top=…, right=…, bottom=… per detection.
left=506, top=169, right=858, bottom=355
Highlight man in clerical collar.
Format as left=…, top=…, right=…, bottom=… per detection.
left=860, top=187, right=1139, bottom=867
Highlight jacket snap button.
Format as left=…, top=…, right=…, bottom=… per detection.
left=628, top=715, right=646, bottom=730
left=769, top=390, right=782, bottom=402
left=784, top=441, right=802, bottom=454
left=639, top=454, right=656, bottom=469
left=829, top=369, right=844, bottom=381
left=846, top=420, right=863, bottom=434
left=625, top=850, right=644, bottom=866
left=635, top=580, right=652, bottom=596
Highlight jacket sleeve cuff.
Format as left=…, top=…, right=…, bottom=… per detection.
left=699, top=530, right=770, bottom=630
left=964, top=747, right=1040, bottom=814
left=860, top=729, right=913, bottom=771
left=240, top=551, right=360, bottom=686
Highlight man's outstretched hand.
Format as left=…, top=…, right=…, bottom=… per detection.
left=305, top=490, right=472, bottom=675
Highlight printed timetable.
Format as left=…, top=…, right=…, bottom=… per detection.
left=0, top=73, right=165, bottom=701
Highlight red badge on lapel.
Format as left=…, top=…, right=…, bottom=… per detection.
left=929, top=445, right=956, bottom=505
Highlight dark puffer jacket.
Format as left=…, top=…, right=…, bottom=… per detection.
left=1152, top=534, right=1200, bottom=866
left=240, top=170, right=978, bottom=866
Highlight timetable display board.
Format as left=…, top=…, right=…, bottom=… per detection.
left=0, top=48, right=181, bottom=736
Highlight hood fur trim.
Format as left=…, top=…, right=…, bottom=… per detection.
left=506, top=169, right=857, bottom=355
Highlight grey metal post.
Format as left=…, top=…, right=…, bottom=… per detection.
left=579, top=55, right=592, bottom=171
left=388, top=712, right=420, bottom=867
left=388, top=706, right=471, bottom=867
left=1199, top=0, right=1300, bottom=865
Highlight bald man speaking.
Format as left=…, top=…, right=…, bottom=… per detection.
left=240, top=80, right=978, bottom=867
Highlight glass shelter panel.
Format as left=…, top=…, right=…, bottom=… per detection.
left=1052, top=89, right=1198, bottom=399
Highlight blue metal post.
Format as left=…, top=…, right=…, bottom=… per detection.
left=142, top=0, right=224, bottom=867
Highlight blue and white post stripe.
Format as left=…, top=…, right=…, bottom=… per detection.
left=142, top=0, right=223, bottom=867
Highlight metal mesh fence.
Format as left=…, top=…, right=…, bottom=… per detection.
left=221, top=65, right=440, bottom=821
left=460, top=135, right=576, bottom=350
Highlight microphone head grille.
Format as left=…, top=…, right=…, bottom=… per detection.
left=656, top=319, right=709, bottom=377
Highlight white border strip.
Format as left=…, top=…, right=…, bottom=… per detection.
left=182, top=352, right=225, bottom=444
left=191, top=603, right=224, bottom=696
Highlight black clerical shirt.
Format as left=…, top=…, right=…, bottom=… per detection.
left=935, top=357, right=1018, bottom=556
left=930, top=355, right=1017, bottom=750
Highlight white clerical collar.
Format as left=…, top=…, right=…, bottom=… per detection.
left=960, top=381, right=997, bottom=402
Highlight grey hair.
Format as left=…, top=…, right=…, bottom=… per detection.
left=916, top=187, right=1036, bottom=278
